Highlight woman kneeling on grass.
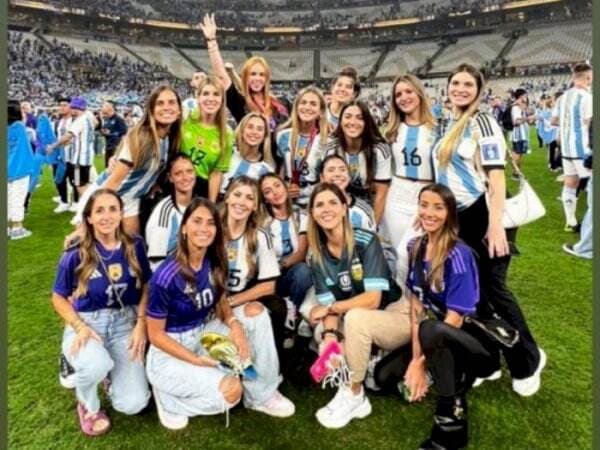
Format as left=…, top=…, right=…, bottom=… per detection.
left=303, top=183, right=411, bottom=429
left=376, top=184, right=502, bottom=449
left=146, top=197, right=294, bottom=430
left=52, top=188, right=152, bottom=436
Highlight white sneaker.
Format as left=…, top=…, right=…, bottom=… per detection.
left=297, top=319, right=313, bottom=338
left=10, top=228, right=32, bottom=240
left=70, top=215, right=80, bottom=226
left=472, top=369, right=502, bottom=388
left=248, top=390, right=295, bottom=418
left=54, top=202, right=70, bottom=213
left=52, top=196, right=61, bottom=203
left=512, top=348, right=547, bottom=397
left=152, top=386, right=188, bottom=430
left=316, top=385, right=372, bottom=429
left=68, top=203, right=79, bottom=213
left=555, top=174, right=565, bottom=182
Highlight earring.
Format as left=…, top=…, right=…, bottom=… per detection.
left=182, top=233, right=187, bottom=240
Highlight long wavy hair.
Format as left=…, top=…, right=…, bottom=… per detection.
left=307, top=183, right=354, bottom=270
left=240, top=56, right=287, bottom=119
left=331, top=100, right=385, bottom=187
left=235, top=112, right=274, bottom=168
left=174, top=198, right=228, bottom=300
left=73, top=189, right=142, bottom=298
left=410, top=183, right=459, bottom=293
left=117, top=85, right=182, bottom=169
left=384, top=74, right=435, bottom=142
left=259, top=172, right=294, bottom=224
left=220, top=176, right=262, bottom=279
left=437, top=64, right=485, bottom=167
left=193, top=76, right=230, bottom=164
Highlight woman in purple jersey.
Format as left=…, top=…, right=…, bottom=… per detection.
left=52, top=188, right=152, bottom=436
left=375, top=184, right=500, bottom=450
left=146, top=198, right=294, bottom=431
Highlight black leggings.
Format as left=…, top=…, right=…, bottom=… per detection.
left=255, top=295, right=288, bottom=360
left=548, top=141, right=561, bottom=170
left=457, top=195, right=540, bottom=378
left=375, top=319, right=499, bottom=397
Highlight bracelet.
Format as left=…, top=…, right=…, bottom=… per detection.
left=137, top=315, right=146, bottom=322
left=226, top=316, right=240, bottom=327
left=227, top=295, right=236, bottom=306
left=321, top=328, right=344, bottom=342
left=206, top=37, right=216, bottom=42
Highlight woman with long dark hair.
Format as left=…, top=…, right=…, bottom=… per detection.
left=52, top=188, right=151, bottom=436
left=146, top=197, right=294, bottom=430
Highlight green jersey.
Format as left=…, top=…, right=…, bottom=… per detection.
left=181, top=110, right=234, bottom=180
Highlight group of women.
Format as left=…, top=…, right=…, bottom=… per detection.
left=51, top=19, right=545, bottom=448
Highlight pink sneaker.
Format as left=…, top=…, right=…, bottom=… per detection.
left=310, top=341, right=343, bottom=383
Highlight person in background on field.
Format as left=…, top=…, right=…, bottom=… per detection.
left=182, top=70, right=207, bottom=120
left=100, top=100, right=128, bottom=169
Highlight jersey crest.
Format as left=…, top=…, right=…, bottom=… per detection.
left=108, top=263, right=123, bottom=282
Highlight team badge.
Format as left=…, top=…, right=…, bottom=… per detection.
left=351, top=263, right=363, bottom=281
left=227, top=246, right=237, bottom=262
left=297, top=145, right=307, bottom=159
left=339, top=271, right=352, bottom=291
left=108, top=264, right=122, bottom=281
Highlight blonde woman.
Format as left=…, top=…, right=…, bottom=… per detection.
left=181, top=76, right=235, bottom=201
left=219, top=112, right=275, bottom=196
left=303, top=183, right=410, bottom=429
left=276, top=85, right=329, bottom=208
left=200, top=14, right=288, bottom=131
left=433, top=63, right=545, bottom=396
left=52, top=189, right=151, bottom=436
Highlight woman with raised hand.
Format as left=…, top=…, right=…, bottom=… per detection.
left=319, top=154, right=376, bottom=232
left=303, top=183, right=410, bottom=429
left=200, top=13, right=288, bottom=132
left=180, top=75, right=235, bottom=201
left=326, top=66, right=361, bottom=131
left=259, top=173, right=312, bottom=314
left=67, top=85, right=181, bottom=238
left=325, top=100, right=391, bottom=222
left=145, top=153, right=196, bottom=271
left=276, top=85, right=329, bottom=209
left=221, top=176, right=289, bottom=359
left=219, top=112, right=275, bottom=197
left=146, top=197, right=294, bottom=430
left=52, top=188, right=151, bottom=436
left=433, top=63, right=545, bottom=397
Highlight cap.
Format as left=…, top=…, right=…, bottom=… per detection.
left=69, top=96, right=87, bottom=110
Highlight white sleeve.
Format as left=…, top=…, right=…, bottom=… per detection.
left=551, top=98, right=561, bottom=121
left=256, top=229, right=281, bottom=281
left=145, top=200, right=171, bottom=260
left=68, top=116, right=84, bottom=137
left=511, top=105, right=522, bottom=123
left=117, top=137, right=133, bottom=164
left=583, top=92, right=592, bottom=121
left=298, top=210, right=308, bottom=234
left=374, top=142, right=392, bottom=182
left=475, top=113, right=506, bottom=168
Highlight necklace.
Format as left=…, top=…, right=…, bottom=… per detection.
left=96, top=242, right=120, bottom=261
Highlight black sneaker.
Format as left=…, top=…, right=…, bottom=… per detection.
left=59, top=353, right=75, bottom=389
left=563, top=223, right=581, bottom=233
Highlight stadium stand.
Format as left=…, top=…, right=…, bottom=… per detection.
left=431, top=33, right=507, bottom=72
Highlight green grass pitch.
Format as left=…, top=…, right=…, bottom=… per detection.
left=7, top=132, right=592, bottom=449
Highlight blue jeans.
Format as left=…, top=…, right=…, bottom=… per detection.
left=574, top=176, right=593, bottom=258
left=275, top=262, right=313, bottom=307
left=62, top=306, right=150, bottom=415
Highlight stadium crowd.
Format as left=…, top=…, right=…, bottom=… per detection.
left=7, top=9, right=593, bottom=449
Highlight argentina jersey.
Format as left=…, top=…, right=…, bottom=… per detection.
left=181, top=97, right=197, bottom=120
left=391, top=123, right=437, bottom=181
left=433, top=113, right=506, bottom=210
left=266, top=209, right=308, bottom=261
left=70, top=112, right=95, bottom=166
left=56, top=117, right=73, bottom=163
left=276, top=128, right=323, bottom=206
left=510, top=105, right=528, bottom=142
left=145, top=196, right=184, bottom=270
left=553, top=87, right=593, bottom=159
left=327, top=107, right=339, bottom=131
left=324, top=139, right=392, bottom=199
left=226, top=229, right=280, bottom=293
left=219, top=150, right=275, bottom=195
left=349, top=196, right=376, bottom=232
left=95, top=137, right=170, bottom=202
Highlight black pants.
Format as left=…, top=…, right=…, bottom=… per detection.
left=255, top=295, right=288, bottom=362
left=548, top=141, right=560, bottom=170
left=375, top=319, right=499, bottom=397
left=537, top=132, right=543, bottom=149
left=52, top=164, right=68, bottom=203
left=457, top=195, right=540, bottom=379
left=193, top=176, right=209, bottom=199
left=105, top=146, right=117, bottom=170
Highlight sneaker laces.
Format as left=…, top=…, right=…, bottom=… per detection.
left=321, top=355, right=352, bottom=390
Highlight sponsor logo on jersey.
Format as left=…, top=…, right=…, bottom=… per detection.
left=108, top=264, right=122, bottom=281
left=339, top=271, right=352, bottom=291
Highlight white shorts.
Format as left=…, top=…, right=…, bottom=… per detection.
left=74, top=183, right=141, bottom=224
left=7, top=176, right=30, bottom=222
left=380, top=176, right=429, bottom=250
left=562, top=158, right=592, bottom=178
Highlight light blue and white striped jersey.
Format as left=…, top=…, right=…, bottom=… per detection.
left=219, top=150, right=275, bottom=195
left=276, top=128, right=324, bottom=207
left=95, top=137, right=170, bottom=202
left=182, top=97, right=197, bottom=120
left=390, top=123, right=437, bottom=181
left=265, top=209, right=308, bottom=261
left=69, top=111, right=95, bottom=166
left=433, top=112, right=506, bottom=210
left=349, top=195, right=376, bottom=232
left=327, top=107, right=339, bottom=131
left=552, top=87, right=593, bottom=159
left=56, top=116, right=73, bottom=162
left=226, top=228, right=280, bottom=292
left=324, top=138, right=392, bottom=201
left=510, top=105, right=529, bottom=142
left=145, top=196, right=184, bottom=270
left=539, top=108, right=558, bottom=144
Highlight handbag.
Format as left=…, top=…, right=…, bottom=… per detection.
left=501, top=175, right=546, bottom=229
left=463, top=314, right=520, bottom=348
